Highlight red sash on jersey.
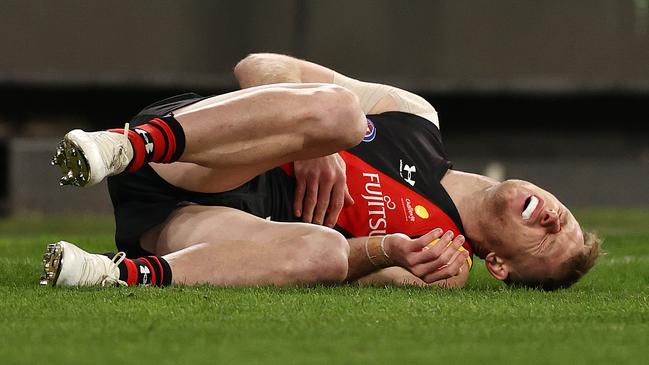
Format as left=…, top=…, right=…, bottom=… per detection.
left=281, top=151, right=473, bottom=259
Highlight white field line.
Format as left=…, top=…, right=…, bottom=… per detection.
left=601, top=256, right=649, bottom=265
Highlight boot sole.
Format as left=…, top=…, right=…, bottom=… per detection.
left=39, top=242, right=64, bottom=286
left=51, top=137, right=91, bottom=187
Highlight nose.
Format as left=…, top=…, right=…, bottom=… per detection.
left=539, top=209, right=561, bottom=233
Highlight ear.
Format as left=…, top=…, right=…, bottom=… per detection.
left=484, top=252, right=510, bottom=281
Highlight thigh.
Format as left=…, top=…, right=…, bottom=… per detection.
left=141, top=204, right=323, bottom=256
left=152, top=205, right=349, bottom=286
left=150, top=161, right=247, bottom=194
left=159, top=84, right=357, bottom=192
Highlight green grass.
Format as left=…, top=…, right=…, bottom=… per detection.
left=1, top=209, right=648, bottom=365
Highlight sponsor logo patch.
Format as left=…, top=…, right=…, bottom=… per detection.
left=414, top=205, right=429, bottom=219
left=362, top=172, right=395, bottom=236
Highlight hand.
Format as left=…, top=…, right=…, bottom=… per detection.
left=293, top=153, right=354, bottom=227
left=384, top=229, right=469, bottom=283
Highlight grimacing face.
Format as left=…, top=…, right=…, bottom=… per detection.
left=483, top=179, right=585, bottom=281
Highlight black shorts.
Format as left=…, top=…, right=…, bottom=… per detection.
left=107, top=93, right=297, bottom=257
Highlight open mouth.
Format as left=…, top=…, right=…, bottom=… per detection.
left=522, top=195, right=539, bottom=220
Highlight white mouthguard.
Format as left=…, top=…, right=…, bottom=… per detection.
left=522, top=196, right=539, bottom=220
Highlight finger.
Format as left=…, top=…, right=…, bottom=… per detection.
left=343, top=186, right=355, bottom=207
left=446, top=249, right=463, bottom=266
left=412, top=228, right=445, bottom=250
left=410, top=233, right=462, bottom=272
left=333, top=154, right=351, bottom=205
left=313, top=181, right=333, bottom=225
left=422, top=251, right=468, bottom=283
left=324, top=181, right=345, bottom=227
left=423, top=251, right=469, bottom=283
left=293, top=177, right=306, bottom=218
left=433, top=243, right=468, bottom=276
left=383, top=233, right=421, bottom=267
left=434, top=235, right=465, bottom=269
left=301, top=179, right=319, bottom=223
left=417, top=230, right=454, bottom=259
left=445, top=235, right=469, bottom=265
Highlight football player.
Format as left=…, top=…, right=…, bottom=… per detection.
left=42, top=54, right=601, bottom=290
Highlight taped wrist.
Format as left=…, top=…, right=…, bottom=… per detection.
left=365, top=236, right=394, bottom=268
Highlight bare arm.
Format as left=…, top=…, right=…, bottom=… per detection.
left=234, top=53, right=439, bottom=126
left=234, top=53, right=333, bottom=87
left=345, top=229, right=469, bottom=285
left=357, top=265, right=470, bottom=289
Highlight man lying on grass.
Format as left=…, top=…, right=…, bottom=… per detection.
left=43, top=53, right=601, bottom=290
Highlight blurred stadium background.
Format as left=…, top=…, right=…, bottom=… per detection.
left=1, top=0, right=648, bottom=216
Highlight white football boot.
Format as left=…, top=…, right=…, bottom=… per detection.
left=51, top=124, right=133, bottom=187
left=40, top=241, right=127, bottom=287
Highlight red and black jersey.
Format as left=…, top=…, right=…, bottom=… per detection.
left=281, top=112, right=474, bottom=261
left=109, top=93, right=473, bottom=265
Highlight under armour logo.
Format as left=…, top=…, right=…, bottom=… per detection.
left=140, top=266, right=151, bottom=285
left=399, top=159, right=417, bottom=186
left=135, top=128, right=154, bottom=154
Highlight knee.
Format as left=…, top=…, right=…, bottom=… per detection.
left=316, top=229, right=350, bottom=282
left=305, top=85, right=366, bottom=149
left=286, top=227, right=349, bottom=284
left=326, top=86, right=367, bottom=147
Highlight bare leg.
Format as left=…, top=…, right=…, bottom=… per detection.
left=153, top=83, right=366, bottom=192
left=141, top=205, right=350, bottom=286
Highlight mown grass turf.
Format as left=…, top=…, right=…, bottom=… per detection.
left=1, top=209, right=648, bottom=365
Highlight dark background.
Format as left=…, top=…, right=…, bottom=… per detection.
left=1, top=0, right=648, bottom=214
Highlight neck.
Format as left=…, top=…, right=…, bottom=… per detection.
left=440, top=169, right=498, bottom=256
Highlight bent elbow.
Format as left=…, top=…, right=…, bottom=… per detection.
left=234, top=53, right=295, bottom=88
left=233, top=54, right=260, bottom=83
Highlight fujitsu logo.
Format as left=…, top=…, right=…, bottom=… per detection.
left=361, top=172, right=396, bottom=236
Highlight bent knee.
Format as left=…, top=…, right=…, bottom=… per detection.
left=285, top=227, right=349, bottom=284
left=304, top=85, right=366, bottom=148
left=315, top=230, right=350, bottom=283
